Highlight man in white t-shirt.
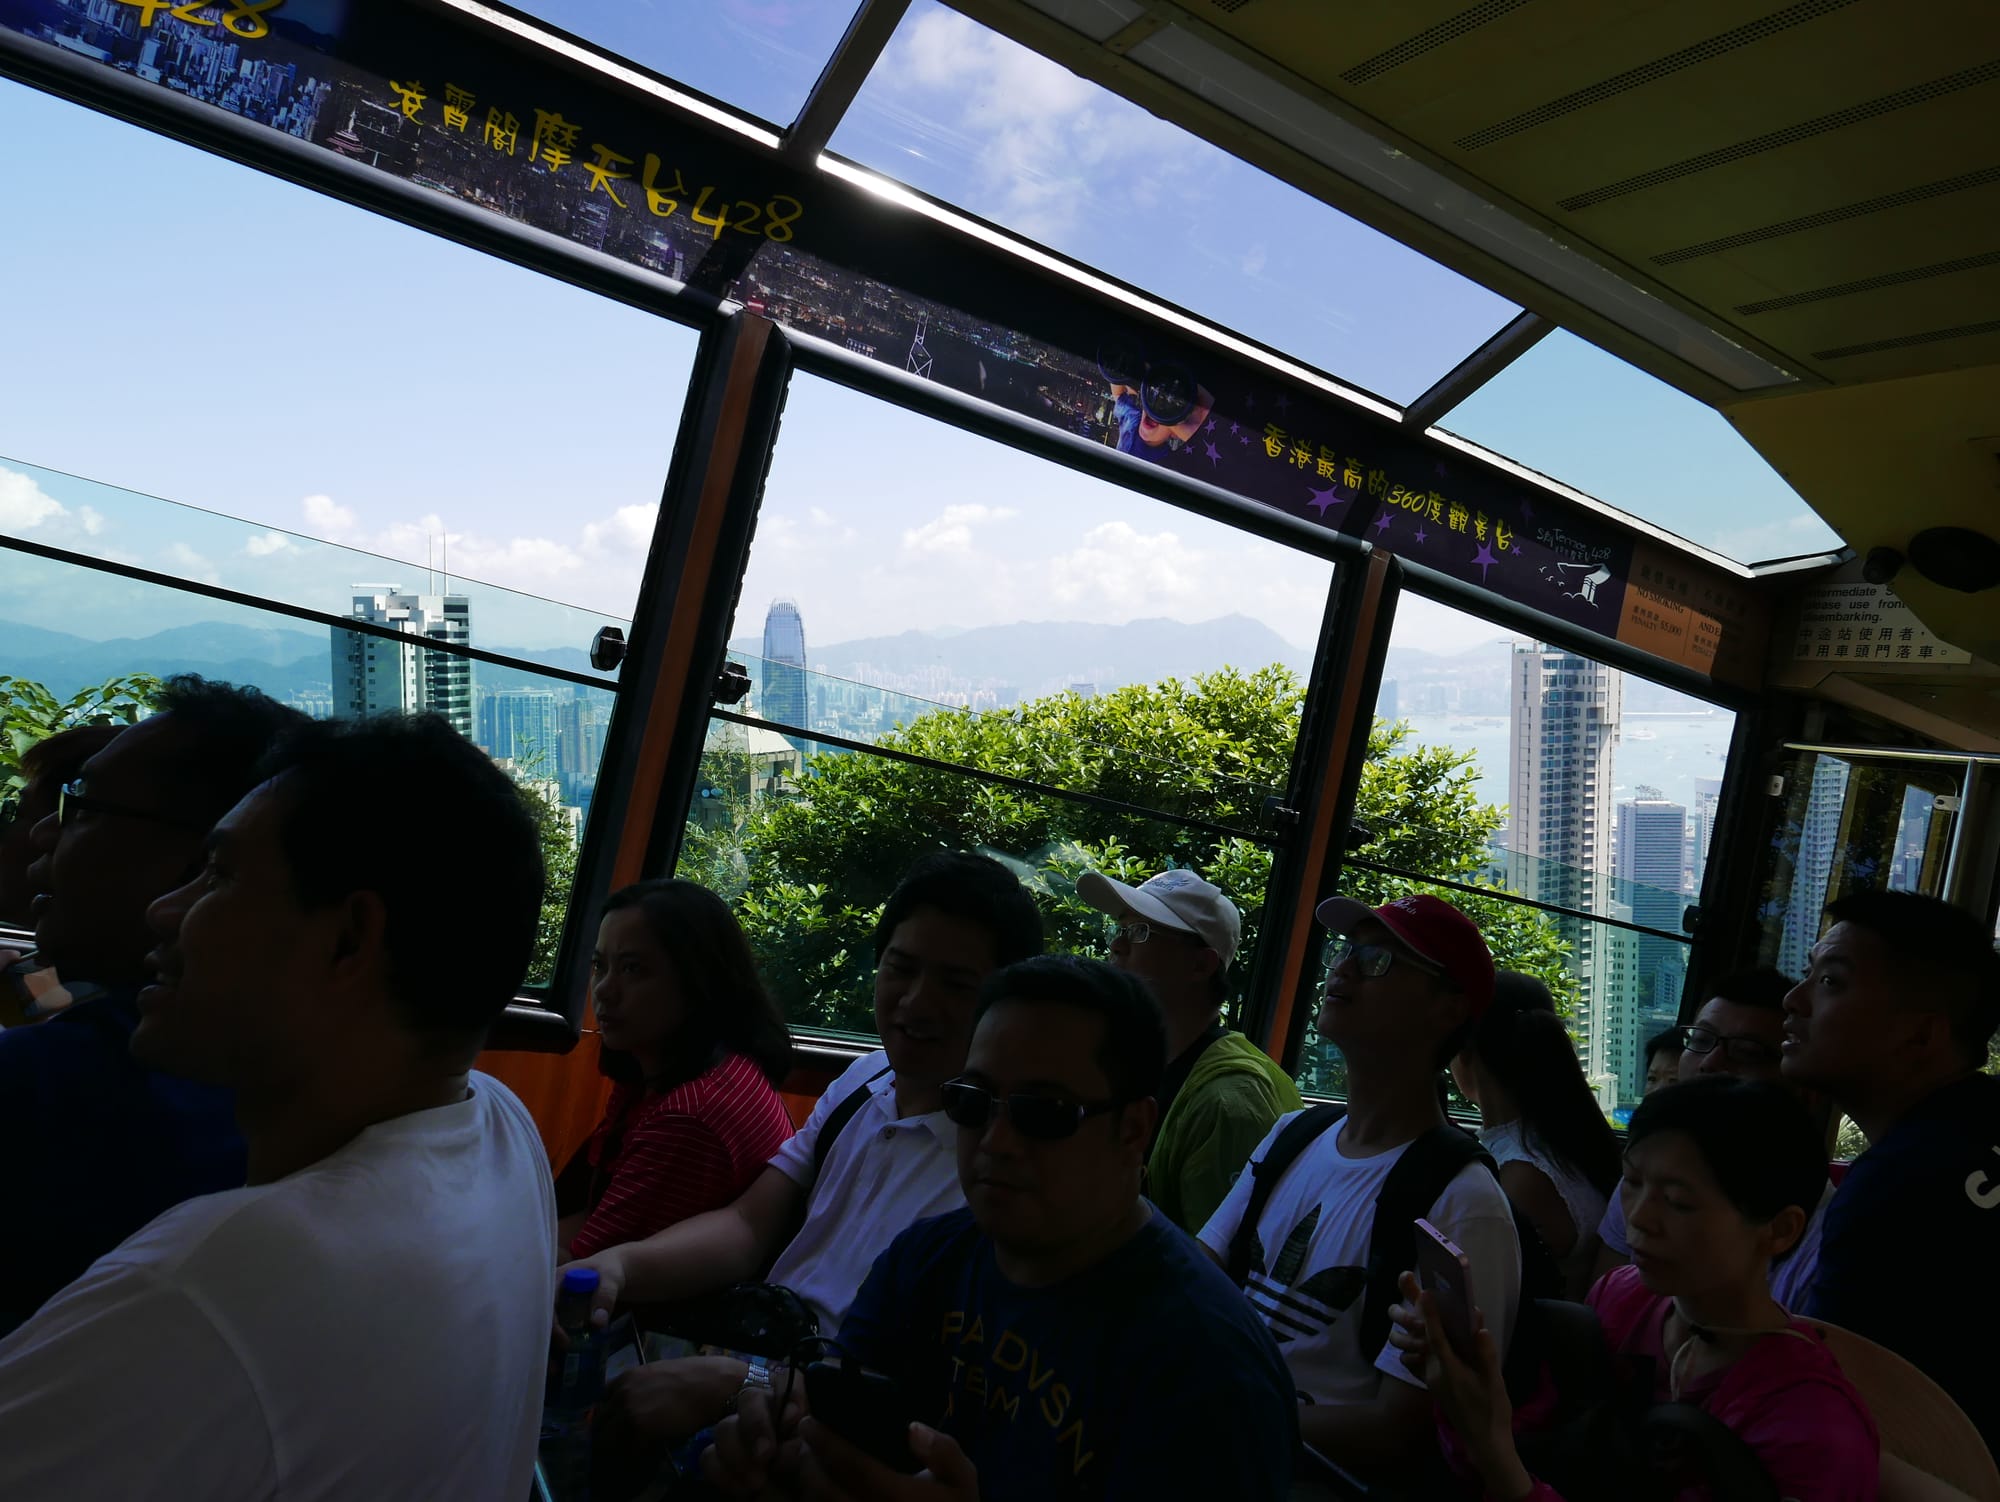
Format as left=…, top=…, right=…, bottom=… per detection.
left=1199, top=893, right=1522, bottom=1488
left=0, top=713, right=558, bottom=1501
left=570, top=851, right=1043, bottom=1473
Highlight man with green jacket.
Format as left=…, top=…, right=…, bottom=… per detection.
left=1078, top=867, right=1302, bottom=1233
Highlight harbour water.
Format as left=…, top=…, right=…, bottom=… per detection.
left=1395, top=711, right=1732, bottom=819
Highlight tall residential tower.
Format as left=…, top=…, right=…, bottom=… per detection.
left=331, top=587, right=473, bottom=737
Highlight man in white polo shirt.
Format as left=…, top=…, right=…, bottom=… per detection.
left=1079, top=867, right=1301, bottom=1232
left=571, top=851, right=1042, bottom=1471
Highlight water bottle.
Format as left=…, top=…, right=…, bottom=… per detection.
left=542, top=1267, right=609, bottom=1498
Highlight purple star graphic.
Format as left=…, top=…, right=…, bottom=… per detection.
left=1520, top=500, right=1536, bottom=520
left=1371, top=512, right=1393, bottom=537
left=1204, top=441, right=1222, bottom=467
left=1239, top=433, right=1251, bottom=445
left=1228, top=421, right=1240, bottom=436
left=1204, top=419, right=1217, bottom=434
left=1306, top=485, right=1340, bottom=513
left=1414, top=525, right=1429, bottom=545
left=1472, top=540, right=1499, bottom=580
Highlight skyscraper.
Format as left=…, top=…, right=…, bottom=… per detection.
left=1507, top=644, right=1623, bottom=1091
left=762, top=598, right=808, bottom=744
left=1690, top=776, right=1723, bottom=895
left=1778, top=758, right=1852, bottom=979
left=332, top=587, right=473, bottom=737
left=478, top=689, right=560, bottom=768
left=1616, top=788, right=1691, bottom=1099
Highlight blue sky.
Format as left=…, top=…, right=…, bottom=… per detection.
left=0, top=0, right=1835, bottom=662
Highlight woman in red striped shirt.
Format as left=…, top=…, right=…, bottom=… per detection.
left=558, top=880, right=795, bottom=1261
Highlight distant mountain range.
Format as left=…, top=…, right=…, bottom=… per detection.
left=726, top=614, right=1316, bottom=700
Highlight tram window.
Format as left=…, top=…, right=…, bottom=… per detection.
left=0, top=78, right=697, bottom=630
left=1309, top=594, right=1733, bottom=1116
left=827, top=2, right=1519, bottom=404
left=673, top=372, right=1330, bottom=1040
left=0, top=503, right=615, bottom=994
left=1753, top=749, right=1965, bottom=982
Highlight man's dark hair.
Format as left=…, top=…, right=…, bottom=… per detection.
left=255, top=714, right=544, bottom=1038
left=1643, top=1028, right=1685, bottom=1067
left=873, top=851, right=1043, bottom=967
left=975, top=955, right=1166, bottom=1106
left=1705, top=968, right=1796, bottom=1013
left=596, top=878, right=791, bottom=1089
left=1492, top=971, right=1556, bottom=1016
left=1629, top=1075, right=1826, bottom=1227
left=19, top=722, right=124, bottom=786
left=1824, top=890, right=2000, bottom=1066
left=147, top=676, right=311, bottom=823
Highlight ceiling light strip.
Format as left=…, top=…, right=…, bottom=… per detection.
left=1736, top=249, right=2000, bottom=316
left=815, top=155, right=1403, bottom=420
left=1653, top=164, right=2000, bottom=265
left=430, top=0, right=783, bottom=148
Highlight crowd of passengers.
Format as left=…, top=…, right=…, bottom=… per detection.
left=0, top=677, right=1998, bottom=1500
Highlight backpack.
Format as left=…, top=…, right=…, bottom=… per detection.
left=812, top=1064, right=893, bottom=1179
left=1223, top=1103, right=1564, bottom=1401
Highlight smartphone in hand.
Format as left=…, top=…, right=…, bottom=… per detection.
left=804, top=1360, right=922, bottom=1474
left=1415, top=1217, right=1477, bottom=1361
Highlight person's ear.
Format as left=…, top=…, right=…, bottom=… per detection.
left=326, top=889, right=390, bottom=989
left=1760, top=1203, right=1808, bottom=1262
left=1189, top=946, right=1221, bottom=982
left=1119, top=1097, right=1159, bottom=1153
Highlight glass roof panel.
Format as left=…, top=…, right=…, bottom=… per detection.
left=505, top=0, right=865, bottom=127
left=1440, top=331, right=1842, bottom=564
left=826, top=1, right=1519, bottom=405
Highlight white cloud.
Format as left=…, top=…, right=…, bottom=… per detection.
left=300, top=493, right=356, bottom=536
left=0, top=468, right=66, bottom=531
left=163, top=542, right=219, bottom=584
left=77, top=506, right=105, bottom=536
left=1241, top=244, right=1269, bottom=278
left=244, top=530, right=294, bottom=557
left=1045, top=520, right=1204, bottom=612
left=1710, top=509, right=1842, bottom=565
left=901, top=503, right=1018, bottom=558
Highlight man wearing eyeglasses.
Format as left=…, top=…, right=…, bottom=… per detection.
left=1588, top=969, right=1837, bottom=1310
left=0, top=676, right=305, bottom=1335
left=1078, top=868, right=1301, bottom=1233
left=1196, top=893, right=1523, bottom=1487
left=703, top=955, right=1295, bottom=1501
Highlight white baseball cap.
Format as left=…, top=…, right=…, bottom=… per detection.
left=1076, top=868, right=1240, bottom=970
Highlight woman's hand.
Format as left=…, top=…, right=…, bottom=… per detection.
left=1392, top=1271, right=1534, bottom=1499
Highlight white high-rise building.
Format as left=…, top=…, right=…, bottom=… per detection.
left=1507, top=644, right=1623, bottom=1087
left=1616, top=790, right=1691, bottom=1100
left=1778, top=758, right=1852, bottom=978
left=332, top=587, right=473, bottom=738
left=1691, top=776, right=1724, bottom=895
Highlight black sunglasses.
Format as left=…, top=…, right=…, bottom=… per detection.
left=1324, top=934, right=1442, bottom=981
left=940, top=1079, right=1126, bottom=1142
left=58, top=779, right=209, bottom=835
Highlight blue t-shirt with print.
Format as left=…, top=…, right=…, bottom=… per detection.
left=1807, top=1072, right=2000, bottom=1455
left=836, top=1205, right=1296, bottom=1501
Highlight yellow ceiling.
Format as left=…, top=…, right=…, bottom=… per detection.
left=960, top=0, right=2000, bottom=655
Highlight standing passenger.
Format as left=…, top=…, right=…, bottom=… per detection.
left=1079, top=867, right=1301, bottom=1232
left=558, top=879, right=794, bottom=1261
left=1782, top=889, right=2000, bottom=1455
left=0, top=714, right=557, bottom=1500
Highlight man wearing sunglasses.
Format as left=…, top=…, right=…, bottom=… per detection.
left=1588, top=969, right=1838, bottom=1311
left=0, top=676, right=305, bottom=1335
left=704, top=955, right=1294, bottom=1501
left=1078, top=867, right=1301, bottom=1233
left=1197, top=893, right=1522, bottom=1487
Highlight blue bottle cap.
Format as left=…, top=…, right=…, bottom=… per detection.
left=561, top=1267, right=601, bottom=1296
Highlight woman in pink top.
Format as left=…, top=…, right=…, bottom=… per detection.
left=1391, top=1074, right=1878, bottom=1500
left=557, top=880, right=795, bottom=1261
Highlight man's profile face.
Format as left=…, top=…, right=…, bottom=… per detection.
left=955, top=999, right=1148, bottom=1256
left=873, top=908, right=997, bottom=1094
left=1106, top=914, right=1208, bottom=999
left=29, top=716, right=209, bottom=985
left=1782, top=922, right=1908, bottom=1094
left=134, top=777, right=323, bottom=1087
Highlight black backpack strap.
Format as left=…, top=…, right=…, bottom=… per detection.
left=1358, top=1123, right=1490, bottom=1362
left=811, top=1065, right=893, bottom=1181
left=1225, top=1102, right=1347, bottom=1286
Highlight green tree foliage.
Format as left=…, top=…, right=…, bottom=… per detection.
left=0, top=673, right=161, bottom=796
left=499, top=738, right=579, bottom=989
left=682, top=668, right=1579, bottom=1057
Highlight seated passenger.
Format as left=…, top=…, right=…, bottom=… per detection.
left=702, top=956, right=1295, bottom=1501
left=1078, top=866, right=1301, bottom=1232
left=1592, top=970, right=1835, bottom=1313
left=0, top=677, right=305, bottom=1334
left=556, top=879, right=794, bottom=1261
left=1642, top=1025, right=1683, bottom=1096
left=0, top=714, right=557, bottom=1499
left=0, top=721, right=122, bottom=1025
left=1783, top=890, right=2000, bottom=1457
left=1451, top=973, right=1620, bottom=1296
left=572, top=852, right=1042, bottom=1466
left=1198, top=893, right=1523, bottom=1484
left=1393, top=1075, right=1878, bottom=1501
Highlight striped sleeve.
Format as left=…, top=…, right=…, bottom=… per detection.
left=566, top=1112, right=735, bottom=1260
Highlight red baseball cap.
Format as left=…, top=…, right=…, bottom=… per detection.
left=1313, top=893, right=1496, bottom=1017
